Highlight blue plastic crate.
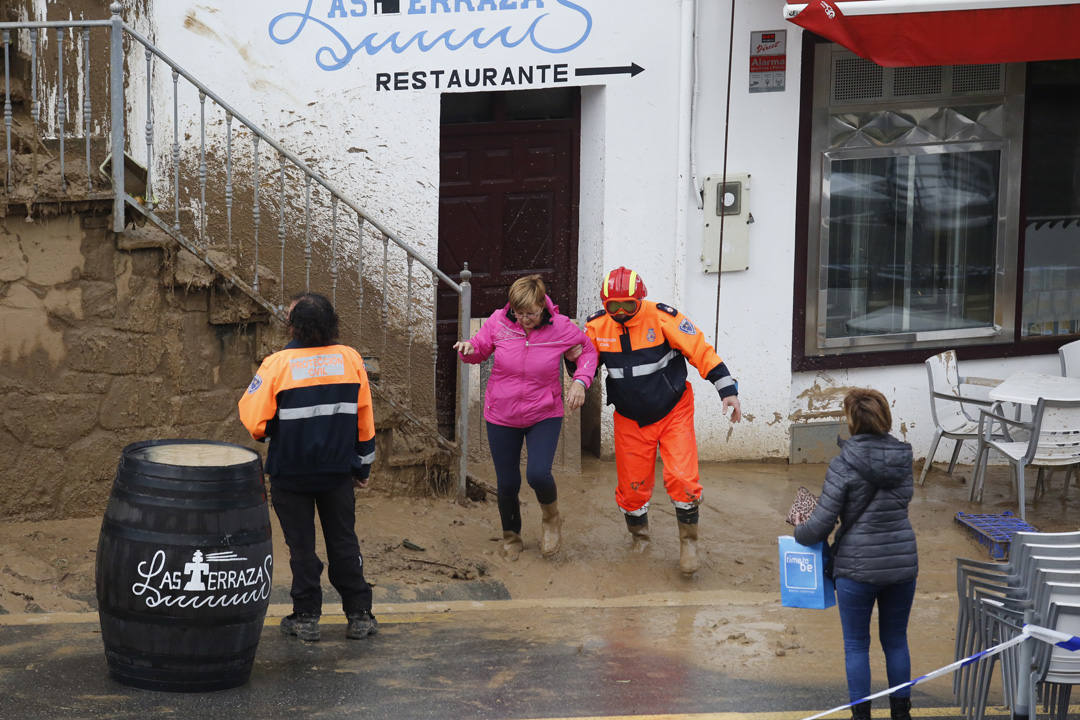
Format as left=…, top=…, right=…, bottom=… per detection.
left=955, top=511, right=1039, bottom=560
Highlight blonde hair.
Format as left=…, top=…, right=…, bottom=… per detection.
left=508, top=275, right=546, bottom=313
left=843, top=388, right=892, bottom=436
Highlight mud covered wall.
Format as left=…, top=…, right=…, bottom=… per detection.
left=0, top=208, right=259, bottom=520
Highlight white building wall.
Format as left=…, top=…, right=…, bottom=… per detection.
left=138, top=0, right=1062, bottom=462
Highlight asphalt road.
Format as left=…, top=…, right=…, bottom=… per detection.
left=0, top=598, right=1069, bottom=720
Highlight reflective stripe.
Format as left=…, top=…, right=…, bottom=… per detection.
left=357, top=451, right=375, bottom=465
left=278, top=402, right=359, bottom=420
left=713, top=376, right=735, bottom=392
left=623, top=502, right=649, bottom=517
left=673, top=500, right=699, bottom=511
left=606, top=349, right=678, bottom=379
left=628, top=270, right=638, bottom=296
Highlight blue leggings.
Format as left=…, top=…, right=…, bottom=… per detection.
left=835, top=576, right=917, bottom=702
left=486, top=418, right=562, bottom=534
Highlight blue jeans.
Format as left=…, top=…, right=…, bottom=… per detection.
left=835, top=576, right=917, bottom=703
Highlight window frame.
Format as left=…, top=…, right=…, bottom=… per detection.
left=791, top=34, right=1071, bottom=372
left=814, top=142, right=1012, bottom=352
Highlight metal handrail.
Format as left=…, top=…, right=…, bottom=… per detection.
left=119, top=24, right=460, bottom=293
left=0, top=3, right=473, bottom=500
left=0, top=21, right=112, bottom=28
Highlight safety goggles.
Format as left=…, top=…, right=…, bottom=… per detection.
left=605, top=299, right=640, bottom=315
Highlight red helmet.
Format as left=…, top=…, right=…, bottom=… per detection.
left=601, top=267, right=646, bottom=317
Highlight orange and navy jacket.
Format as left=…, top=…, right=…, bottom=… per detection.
left=584, top=301, right=737, bottom=427
left=238, top=341, right=375, bottom=490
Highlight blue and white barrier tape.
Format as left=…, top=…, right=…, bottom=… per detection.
left=800, top=624, right=1080, bottom=720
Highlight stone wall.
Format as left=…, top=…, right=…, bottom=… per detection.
left=0, top=208, right=261, bottom=520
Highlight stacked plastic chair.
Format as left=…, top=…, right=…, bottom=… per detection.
left=954, top=530, right=1080, bottom=720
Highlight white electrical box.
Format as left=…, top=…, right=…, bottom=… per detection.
left=701, top=173, right=751, bottom=273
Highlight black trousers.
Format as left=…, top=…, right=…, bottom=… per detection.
left=271, top=481, right=372, bottom=617
left=486, top=417, right=562, bottom=534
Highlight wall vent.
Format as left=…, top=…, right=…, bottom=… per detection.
left=830, top=49, right=1006, bottom=106
left=894, top=66, right=943, bottom=97
left=832, top=55, right=884, bottom=104
left=953, top=64, right=1004, bottom=94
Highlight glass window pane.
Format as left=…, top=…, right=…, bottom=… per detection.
left=824, top=150, right=999, bottom=339
left=1021, top=60, right=1080, bottom=338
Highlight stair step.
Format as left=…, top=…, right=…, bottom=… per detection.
left=209, top=284, right=270, bottom=325
left=116, top=224, right=176, bottom=251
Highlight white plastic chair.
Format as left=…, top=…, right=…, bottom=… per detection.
left=921, top=350, right=1003, bottom=485
left=1061, top=339, right=1080, bottom=378
left=1031, top=602, right=1080, bottom=719
left=954, top=535, right=1080, bottom=719
left=971, top=399, right=1080, bottom=521
left=954, top=540, right=1080, bottom=718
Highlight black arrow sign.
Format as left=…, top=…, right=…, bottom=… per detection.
left=575, top=63, right=644, bottom=78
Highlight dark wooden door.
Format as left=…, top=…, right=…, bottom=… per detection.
left=436, top=90, right=580, bottom=437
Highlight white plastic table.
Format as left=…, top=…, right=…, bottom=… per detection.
left=988, top=371, right=1080, bottom=405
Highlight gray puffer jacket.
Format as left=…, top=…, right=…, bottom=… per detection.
left=793, top=433, right=918, bottom=586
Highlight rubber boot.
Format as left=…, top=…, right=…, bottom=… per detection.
left=624, top=513, right=650, bottom=552
left=677, top=521, right=699, bottom=576
left=539, top=501, right=562, bottom=557
left=850, top=701, right=871, bottom=720
left=501, top=530, right=523, bottom=561
left=889, top=695, right=912, bottom=720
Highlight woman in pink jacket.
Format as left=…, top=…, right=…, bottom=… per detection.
left=454, top=275, right=598, bottom=560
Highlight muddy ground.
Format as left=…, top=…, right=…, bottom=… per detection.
left=1, top=457, right=1077, bottom=692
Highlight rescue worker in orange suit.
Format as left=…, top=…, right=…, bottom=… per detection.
left=581, top=267, right=742, bottom=576
left=238, top=293, right=378, bottom=642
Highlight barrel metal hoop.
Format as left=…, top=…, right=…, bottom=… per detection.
left=109, top=485, right=268, bottom=511
left=99, top=606, right=270, bottom=627
left=100, top=519, right=272, bottom=546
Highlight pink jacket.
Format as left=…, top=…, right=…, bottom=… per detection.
left=459, top=295, right=598, bottom=428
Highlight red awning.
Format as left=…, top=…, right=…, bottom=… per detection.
left=784, top=0, right=1080, bottom=67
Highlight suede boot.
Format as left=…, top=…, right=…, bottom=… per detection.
left=624, top=513, right=650, bottom=552
left=889, top=695, right=912, bottom=720
left=501, top=530, right=523, bottom=560
left=677, top=521, right=699, bottom=575
left=539, top=501, right=562, bottom=557
left=850, top=700, right=871, bottom=720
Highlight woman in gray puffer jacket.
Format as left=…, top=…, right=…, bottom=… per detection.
left=794, top=388, right=918, bottom=720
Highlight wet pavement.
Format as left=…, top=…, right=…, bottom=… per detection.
left=0, top=595, right=1044, bottom=720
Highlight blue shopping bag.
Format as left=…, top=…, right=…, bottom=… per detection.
left=778, top=535, right=835, bottom=609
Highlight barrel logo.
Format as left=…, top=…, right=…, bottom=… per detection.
left=131, top=549, right=273, bottom=609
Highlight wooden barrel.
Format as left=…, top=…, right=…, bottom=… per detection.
left=96, top=439, right=273, bottom=692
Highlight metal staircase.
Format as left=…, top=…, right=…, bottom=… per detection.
left=1, top=3, right=473, bottom=498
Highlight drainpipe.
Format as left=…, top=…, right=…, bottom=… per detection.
left=109, top=1, right=125, bottom=232
left=673, top=0, right=697, bottom=308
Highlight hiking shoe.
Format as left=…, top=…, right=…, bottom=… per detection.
left=280, top=613, right=321, bottom=642
left=346, top=611, right=379, bottom=640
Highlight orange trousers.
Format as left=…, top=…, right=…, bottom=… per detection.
left=613, top=383, right=702, bottom=513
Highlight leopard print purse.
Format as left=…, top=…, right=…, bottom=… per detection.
left=785, top=486, right=818, bottom=527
